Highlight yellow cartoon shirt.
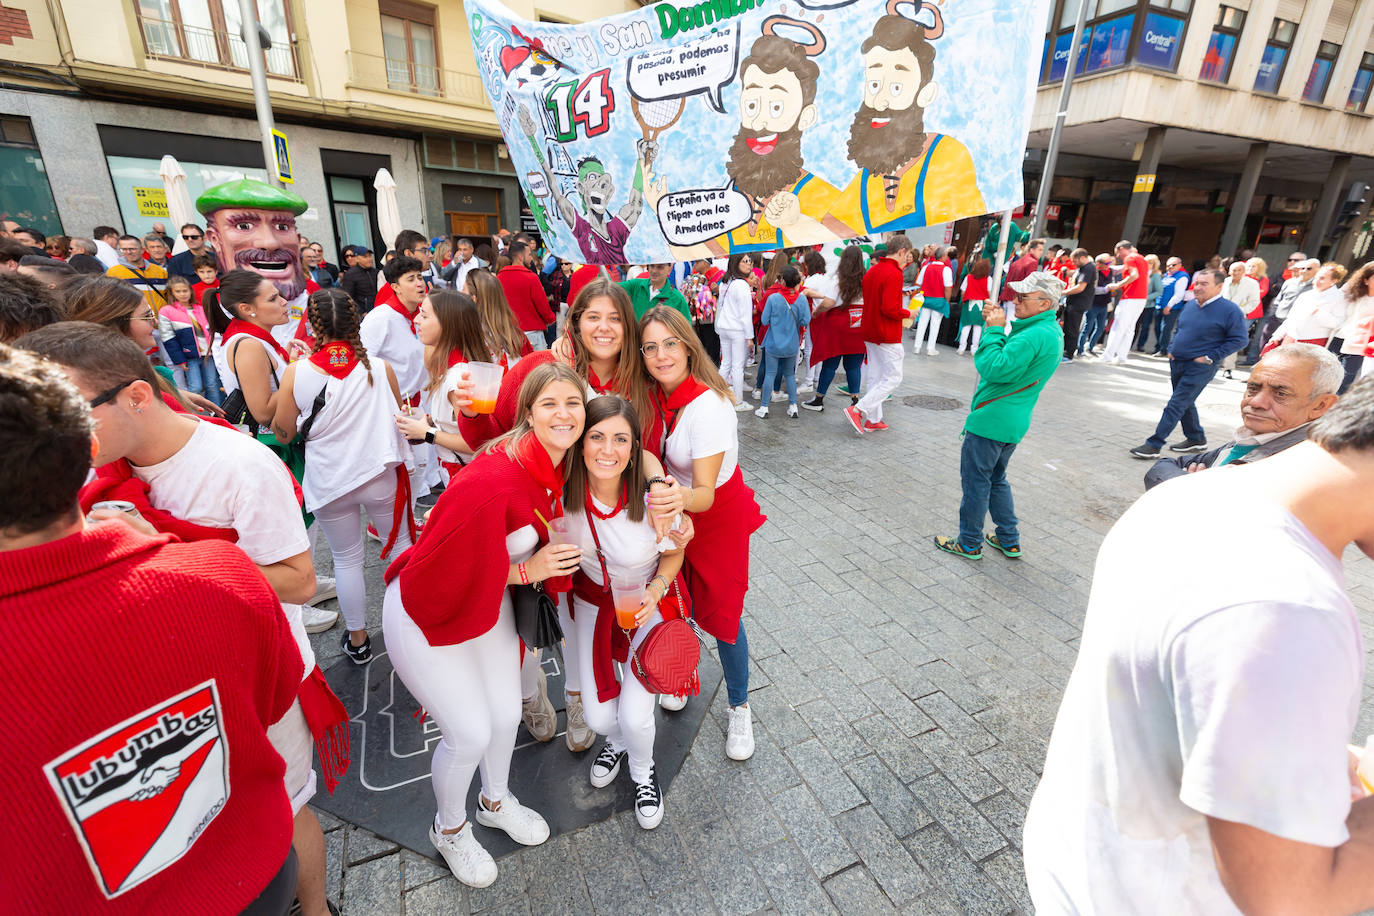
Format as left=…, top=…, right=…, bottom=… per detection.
left=829, top=134, right=985, bottom=234
left=716, top=171, right=843, bottom=254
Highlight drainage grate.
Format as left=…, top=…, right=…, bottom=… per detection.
left=902, top=394, right=962, bottom=411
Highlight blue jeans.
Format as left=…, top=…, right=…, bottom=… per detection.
left=765, top=351, right=797, bottom=405
left=1079, top=305, right=1107, bottom=352
left=958, top=432, right=1018, bottom=552
left=817, top=353, right=863, bottom=395
left=1243, top=317, right=1262, bottom=362
left=1134, top=307, right=1157, bottom=350
left=716, top=620, right=750, bottom=707
left=1155, top=308, right=1179, bottom=353
left=1147, top=358, right=1218, bottom=448
left=199, top=354, right=225, bottom=405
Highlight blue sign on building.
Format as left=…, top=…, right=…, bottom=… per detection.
left=1137, top=12, right=1184, bottom=72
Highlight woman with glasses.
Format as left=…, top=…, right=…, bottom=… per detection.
left=631, top=306, right=766, bottom=760
left=714, top=253, right=756, bottom=410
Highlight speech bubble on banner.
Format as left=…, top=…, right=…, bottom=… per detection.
left=627, top=24, right=739, bottom=114
left=657, top=184, right=753, bottom=247
left=526, top=172, right=549, bottom=197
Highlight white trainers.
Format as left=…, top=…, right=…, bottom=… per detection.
left=305, top=575, right=337, bottom=608
left=565, top=692, right=596, bottom=753
left=659, top=694, right=687, bottom=711
left=754, top=405, right=769, bottom=419
left=475, top=793, right=549, bottom=846
left=733, top=401, right=751, bottom=412
left=786, top=405, right=799, bottom=419
left=521, top=667, right=556, bottom=742
left=751, top=388, right=762, bottom=400
left=927, top=348, right=938, bottom=356
left=726, top=704, right=755, bottom=761
left=430, top=820, right=497, bottom=888
left=302, top=604, right=339, bottom=634
left=770, top=390, right=788, bottom=403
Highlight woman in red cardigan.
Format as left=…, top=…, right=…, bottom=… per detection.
left=381, top=361, right=585, bottom=888
left=634, top=305, right=766, bottom=760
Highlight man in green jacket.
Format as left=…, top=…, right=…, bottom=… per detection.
left=935, top=271, right=1065, bottom=560
left=621, top=263, right=691, bottom=321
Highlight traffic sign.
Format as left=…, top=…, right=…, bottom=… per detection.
left=272, top=129, right=293, bottom=184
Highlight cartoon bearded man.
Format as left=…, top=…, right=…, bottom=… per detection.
left=829, top=7, right=986, bottom=234
left=196, top=178, right=312, bottom=346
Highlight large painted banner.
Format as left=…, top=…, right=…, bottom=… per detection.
left=468, top=0, right=1047, bottom=264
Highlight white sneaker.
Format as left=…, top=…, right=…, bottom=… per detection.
left=927, top=348, right=938, bottom=356
left=521, top=666, right=556, bottom=742
left=751, top=388, right=761, bottom=400
left=589, top=742, right=626, bottom=788
left=733, top=401, right=751, bottom=412
left=798, top=382, right=815, bottom=394
left=430, top=820, right=497, bottom=888
left=659, top=694, right=687, bottom=711
left=634, top=767, right=665, bottom=830
left=726, top=704, right=755, bottom=761
left=564, top=693, right=596, bottom=753
left=786, top=405, right=799, bottom=419
left=475, top=793, right=549, bottom=846
left=754, top=405, right=769, bottom=418
left=302, top=604, right=338, bottom=634
left=770, top=391, right=788, bottom=403
left=305, top=576, right=337, bottom=608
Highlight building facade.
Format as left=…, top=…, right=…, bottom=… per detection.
left=0, top=0, right=635, bottom=261
left=1025, top=0, right=1374, bottom=267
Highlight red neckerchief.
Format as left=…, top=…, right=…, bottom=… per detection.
left=309, top=341, right=358, bottom=379
left=585, top=480, right=627, bottom=520
left=505, top=434, right=565, bottom=519
left=224, top=318, right=289, bottom=363
left=446, top=347, right=466, bottom=368
left=587, top=365, right=617, bottom=396
left=388, top=298, right=417, bottom=334
left=653, top=375, right=710, bottom=450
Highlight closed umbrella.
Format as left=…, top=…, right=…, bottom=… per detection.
left=159, top=155, right=195, bottom=253
left=374, top=168, right=402, bottom=252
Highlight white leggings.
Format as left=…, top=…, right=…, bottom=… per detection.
left=518, top=594, right=581, bottom=699
left=313, top=469, right=411, bottom=631
left=383, top=579, right=521, bottom=831
left=719, top=332, right=749, bottom=403
left=959, top=325, right=982, bottom=352
left=915, top=310, right=942, bottom=351
left=572, top=598, right=661, bottom=783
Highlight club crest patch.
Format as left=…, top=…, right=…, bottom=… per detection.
left=45, top=681, right=229, bottom=899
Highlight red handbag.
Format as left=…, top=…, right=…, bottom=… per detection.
left=584, top=500, right=703, bottom=699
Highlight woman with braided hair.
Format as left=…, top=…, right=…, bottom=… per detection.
left=273, top=287, right=416, bottom=664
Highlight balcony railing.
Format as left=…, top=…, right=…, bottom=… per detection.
left=137, top=14, right=301, bottom=81
left=345, top=50, right=485, bottom=105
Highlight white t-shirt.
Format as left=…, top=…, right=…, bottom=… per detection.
left=715, top=278, right=754, bottom=338
left=216, top=333, right=286, bottom=396
left=663, top=390, right=738, bottom=488
left=132, top=421, right=316, bottom=679
left=359, top=305, right=426, bottom=399
left=271, top=291, right=309, bottom=350
left=802, top=272, right=838, bottom=306
left=1023, top=473, right=1362, bottom=915
left=566, top=495, right=663, bottom=587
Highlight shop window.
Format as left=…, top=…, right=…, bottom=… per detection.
left=136, top=0, right=296, bottom=77
left=0, top=117, right=61, bottom=237
left=381, top=0, right=440, bottom=96
left=1253, top=19, right=1296, bottom=93
left=1200, top=5, right=1245, bottom=83
left=1303, top=40, right=1341, bottom=102
left=1137, top=10, right=1186, bottom=72
left=1347, top=51, right=1374, bottom=111
left=105, top=154, right=268, bottom=244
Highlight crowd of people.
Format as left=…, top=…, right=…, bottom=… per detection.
left=6, top=198, right=1374, bottom=913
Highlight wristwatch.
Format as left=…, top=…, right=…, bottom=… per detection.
left=424, top=428, right=437, bottom=444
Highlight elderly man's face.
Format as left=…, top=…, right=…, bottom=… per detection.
left=117, top=239, right=143, bottom=262
left=1241, top=357, right=1337, bottom=435
left=1013, top=290, right=1054, bottom=319
left=144, top=238, right=167, bottom=261
left=646, top=263, right=672, bottom=286
left=1193, top=273, right=1219, bottom=299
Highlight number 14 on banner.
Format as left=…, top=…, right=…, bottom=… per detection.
left=544, top=69, right=616, bottom=142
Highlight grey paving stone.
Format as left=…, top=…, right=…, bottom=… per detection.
left=866, top=646, right=940, bottom=702
left=771, top=784, right=858, bottom=878
left=977, top=792, right=1029, bottom=850
left=793, top=696, right=872, bottom=763
left=688, top=818, right=769, bottom=915
left=466, top=851, right=526, bottom=912
left=851, top=714, right=937, bottom=785
left=713, top=767, right=787, bottom=850
left=346, top=826, right=400, bottom=865
left=665, top=756, right=727, bottom=828
left=473, top=898, right=531, bottom=916
left=857, top=678, right=938, bottom=737
left=633, top=879, right=719, bottom=915
left=916, top=692, right=997, bottom=753
left=806, top=665, right=881, bottom=722
left=341, top=852, right=402, bottom=916
left=982, top=847, right=1035, bottom=914
left=817, top=636, right=881, bottom=684
left=917, top=661, right=995, bottom=715
left=751, top=840, right=839, bottom=916
left=973, top=747, right=1043, bottom=805
left=743, top=722, right=806, bottom=795
left=314, top=806, right=344, bottom=833
left=622, top=817, right=698, bottom=899
left=401, top=849, right=449, bottom=890
left=910, top=773, right=1007, bottom=862
left=835, top=805, right=932, bottom=905
left=785, top=738, right=865, bottom=815
left=403, top=876, right=466, bottom=915
left=748, top=684, right=816, bottom=748
left=571, top=810, right=628, bottom=870
left=583, top=854, right=651, bottom=913
left=325, top=822, right=345, bottom=903
left=902, top=889, right=966, bottom=915
left=913, top=729, right=1003, bottom=802
left=905, top=828, right=1012, bottom=916
left=843, top=754, right=932, bottom=838
left=520, top=835, right=591, bottom=912
left=823, top=865, right=897, bottom=915
left=758, top=651, right=823, bottom=705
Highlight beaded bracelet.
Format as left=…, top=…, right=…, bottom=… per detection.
left=518, top=562, right=529, bottom=585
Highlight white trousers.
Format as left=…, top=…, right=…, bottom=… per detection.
left=719, top=332, right=749, bottom=404
left=915, top=310, right=942, bottom=352
left=959, top=325, right=982, bottom=352
left=383, top=579, right=522, bottom=830
left=572, top=600, right=661, bottom=783
left=855, top=342, right=904, bottom=423
left=313, top=469, right=410, bottom=631
left=1102, top=298, right=1146, bottom=362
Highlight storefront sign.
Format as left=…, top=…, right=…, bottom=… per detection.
left=1137, top=12, right=1184, bottom=72
left=132, top=186, right=169, bottom=217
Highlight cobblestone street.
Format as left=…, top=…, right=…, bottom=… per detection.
left=308, top=346, right=1374, bottom=915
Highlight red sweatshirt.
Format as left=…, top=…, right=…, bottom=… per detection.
left=0, top=523, right=302, bottom=913
left=498, top=264, right=556, bottom=331
left=861, top=256, right=907, bottom=345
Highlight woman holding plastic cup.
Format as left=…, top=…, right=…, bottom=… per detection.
left=632, top=305, right=766, bottom=761
left=381, top=361, right=585, bottom=888
left=562, top=395, right=690, bottom=829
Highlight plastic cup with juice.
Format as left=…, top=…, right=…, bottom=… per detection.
left=465, top=361, right=502, bottom=414
left=611, top=574, right=645, bottom=629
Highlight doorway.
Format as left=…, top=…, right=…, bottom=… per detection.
left=448, top=212, right=493, bottom=238
left=336, top=202, right=373, bottom=251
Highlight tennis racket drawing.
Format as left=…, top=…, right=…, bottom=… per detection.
left=631, top=95, right=686, bottom=173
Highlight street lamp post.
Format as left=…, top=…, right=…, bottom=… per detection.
left=237, top=0, right=281, bottom=188
left=1031, top=0, right=1089, bottom=240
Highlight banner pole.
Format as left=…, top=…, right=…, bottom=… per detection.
left=1031, top=0, right=1089, bottom=240
left=991, top=208, right=1013, bottom=297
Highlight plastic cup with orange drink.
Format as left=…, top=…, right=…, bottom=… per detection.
left=465, top=361, right=502, bottom=414
left=611, top=574, right=645, bottom=629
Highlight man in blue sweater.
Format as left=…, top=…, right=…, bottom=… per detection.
left=1130, top=268, right=1249, bottom=459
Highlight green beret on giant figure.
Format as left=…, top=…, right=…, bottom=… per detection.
left=196, top=178, right=309, bottom=302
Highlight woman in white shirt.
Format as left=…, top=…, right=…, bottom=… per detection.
left=1270, top=262, right=1350, bottom=349
left=205, top=268, right=299, bottom=428
left=1334, top=262, right=1374, bottom=392
left=564, top=396, right=689, bottom=830
left=273, top=289, right=414, bottom=664
left=714, top=254, right=757, bottom=411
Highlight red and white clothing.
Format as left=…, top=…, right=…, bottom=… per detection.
left=457, top=350, right=615, bottom=451
left=216, top=322, right=288, bottom=397
left=427, top=343, right=532, bottom=479
left=715, top=277, right=755, bottom=402
left=0, top=524, right=302, bottom=913
left=856, top=256, right=907, bottom=422
left=359, top=300, right=426, bottom=401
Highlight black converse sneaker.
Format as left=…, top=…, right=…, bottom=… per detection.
left=801, top=395, right=824, bottom=412
left=341, top=632, right=372, bottom=665
left=634, top=766, right=664, bottom=829
left=589, top=742, right=626, bottom=788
